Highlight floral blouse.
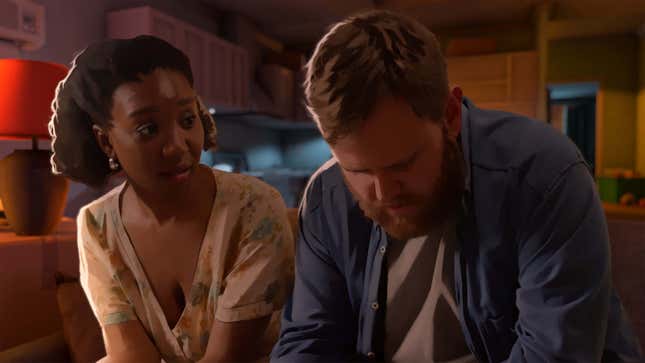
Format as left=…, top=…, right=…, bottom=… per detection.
left=77, top=168, right=294, bottom=362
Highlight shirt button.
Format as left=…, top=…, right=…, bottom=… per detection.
left=379, top=245, right=386, bottom=254
left=367, top=352, right=376, bottom=359
left=371, top=302, right=379, bottom=310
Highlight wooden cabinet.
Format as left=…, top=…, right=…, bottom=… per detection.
left=107, top=6, right=249, bottom=111
left=447, top=51, right=538, bottom=118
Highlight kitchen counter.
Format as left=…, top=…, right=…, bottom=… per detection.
left=603, top=202, right=645, bottom=221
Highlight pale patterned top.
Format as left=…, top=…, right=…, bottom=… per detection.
left=77, top=168, right=294, bottom=362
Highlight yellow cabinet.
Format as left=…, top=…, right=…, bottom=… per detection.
left=447, top=51, right=538, bottom=118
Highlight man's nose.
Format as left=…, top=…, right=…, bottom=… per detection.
left=374, top=171, right=401, bottom=203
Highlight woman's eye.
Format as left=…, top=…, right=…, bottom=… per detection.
left=135, top=123, right=157, bottom=137
left=181, top=114, right=196, bottom=128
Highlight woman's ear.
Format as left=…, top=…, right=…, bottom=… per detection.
left=92, top=125, right=114, bottom=158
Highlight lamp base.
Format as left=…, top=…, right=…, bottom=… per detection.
left=0, top=150, right=69, bottom=235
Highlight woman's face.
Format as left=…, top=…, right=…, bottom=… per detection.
left=101, top=68, right=204, bottom=196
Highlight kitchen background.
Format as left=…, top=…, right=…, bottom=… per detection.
left=1, top=0, right=645, bottom=356
left=2, top=0, right=645, bottom=213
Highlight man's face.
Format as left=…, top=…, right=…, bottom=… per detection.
left=331, top=94, right=465, bottom=240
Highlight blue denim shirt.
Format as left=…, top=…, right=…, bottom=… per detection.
left=272, top=99, right=643, bottom=362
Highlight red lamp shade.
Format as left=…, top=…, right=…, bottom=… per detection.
left=0, top=59, right=69, bottom=235
left=0, top=59, right=68, bottom=139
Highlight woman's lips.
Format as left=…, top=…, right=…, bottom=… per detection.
left=160, top=165, right=192, bottom=182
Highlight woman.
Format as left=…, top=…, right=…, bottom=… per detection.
left=49, top=35, right=294, bottom=363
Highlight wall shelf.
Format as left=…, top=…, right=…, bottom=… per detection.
left=215, top=112, right=319, bottom=131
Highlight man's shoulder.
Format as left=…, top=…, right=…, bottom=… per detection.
left=467, top=103, right=586, bottom=193
left=300, top=159, right=368, bottom=235
left=300, top=158, right=347, bottom=211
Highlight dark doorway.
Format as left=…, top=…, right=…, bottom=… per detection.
left=556, top=97, right=596, bottom=173
left=548, top=83, right=598, bottom=175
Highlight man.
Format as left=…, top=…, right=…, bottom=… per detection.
left=271, top=10, right=643, bottom=363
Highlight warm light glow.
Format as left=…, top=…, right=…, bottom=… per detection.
left=0, top=59, right=68, bottom=139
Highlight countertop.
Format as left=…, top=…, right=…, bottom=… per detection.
left=603, top=203, right=645, bottom=221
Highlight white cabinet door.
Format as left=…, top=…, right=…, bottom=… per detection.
left=182, top=26, right=207, bottom=100
left=107, top=6, right=249, bottom=111
left=231, top=47, right=249, bottom=109
left=208, top=38, right=232, bottom=107
left=151, top=12, right=180, bottom=47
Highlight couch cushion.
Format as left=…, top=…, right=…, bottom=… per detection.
left=55, top=274, right=105, bottom=363
left=0, top=330, right=70, bottom=363
left=0, top=218, right=78, bottom=351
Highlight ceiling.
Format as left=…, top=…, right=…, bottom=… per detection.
left=202, top=0, right=645, bottom=47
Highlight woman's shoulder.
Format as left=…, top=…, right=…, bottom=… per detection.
left=76, top=183, right=124, bottom=244
left=78, top=184, right=123, bottom=216
left=212, top=168, right=284, bottom=207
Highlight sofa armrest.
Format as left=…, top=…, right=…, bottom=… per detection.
left=0, top=330, right=70, bottom=363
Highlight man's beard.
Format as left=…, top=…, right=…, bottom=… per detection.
left=350, top=130, right=466, bottom=241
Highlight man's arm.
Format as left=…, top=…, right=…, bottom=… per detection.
left=200, top=316, right=271, bottom=362
left=271, top=205, right=360, bottom=362
left=507, top=162, right=610, bottom=362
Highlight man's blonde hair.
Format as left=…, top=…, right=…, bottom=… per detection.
left=304, top=10, right=449, bottom=144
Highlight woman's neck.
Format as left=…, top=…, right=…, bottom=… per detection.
left=123, top=166, right=215, bottom=225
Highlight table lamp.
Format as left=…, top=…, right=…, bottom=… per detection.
left=0, top=59, right=69, bottom=235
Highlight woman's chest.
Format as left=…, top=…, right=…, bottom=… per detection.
left=127, top=223, right=209, bottom=327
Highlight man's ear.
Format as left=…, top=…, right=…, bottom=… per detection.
left=443, top=86, right=463, bottom=140
left=92, top=125, right=114, bottom=158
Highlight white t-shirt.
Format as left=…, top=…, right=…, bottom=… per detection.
left=385, top=222, right=476, bottom=363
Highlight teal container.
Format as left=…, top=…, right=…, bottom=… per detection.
left=596, top=177, right=645, bottom=203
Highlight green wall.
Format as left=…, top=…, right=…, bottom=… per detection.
left=637, top=36, right=645, bottom=176
left=547, top=34, right=638, bottom=173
